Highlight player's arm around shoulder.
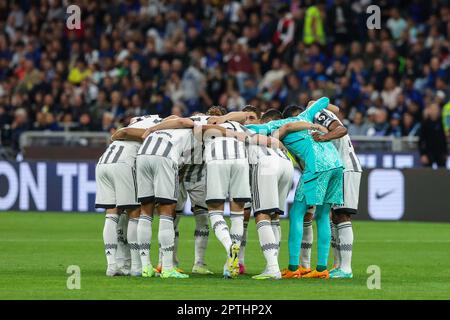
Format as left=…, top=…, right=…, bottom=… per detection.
left=312, top=120, right=347, bottom=142
left=207, top=112, right=253, bottom=125
left=200, top=124, right=250, bottom=143
left=272, top=121, right=320, bottom=140
left=141, top=117, right=195, bottom=139
left=111, top=127, right=146, bottom=142
left=267, top=136, right=289, bottom=153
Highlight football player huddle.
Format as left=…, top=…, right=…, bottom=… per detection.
left=95, top=97, right=362, bottom=280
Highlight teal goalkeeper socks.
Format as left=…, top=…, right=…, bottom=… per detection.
left=288, top=264, right=298, bottom=271
left=288, top=200, right=308, bottom=267
left=316, top=265, right=327, bottom=272
left=315, top=204, right=332, bottom=268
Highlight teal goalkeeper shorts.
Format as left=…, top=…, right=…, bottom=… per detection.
left=295, top=167, right=344, bottom=206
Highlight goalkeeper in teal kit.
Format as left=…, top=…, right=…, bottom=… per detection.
left=246, top=97, right=343, bottom=279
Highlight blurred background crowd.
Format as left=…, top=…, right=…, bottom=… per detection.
left=0, top=0, right=449, bottom=153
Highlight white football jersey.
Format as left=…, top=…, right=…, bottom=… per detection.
left=128, top=114, right=162, bottom=129
left=138, top=128, right=193, bottom=166
left=246, top=128, right=290, bottom=165
left=313, top=109, right=362, bottom=172
left=176, top=115, right=211, bottom=183
left=203, top=121, right=247, bottom=162
left=98, top=115, right=162, bottom=167
left=183, top=115, right=210, bottom=166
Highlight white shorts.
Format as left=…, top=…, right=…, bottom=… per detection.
left=95, top=163, right=139, bottom=209
left=333, top=171, right=362, bottom=214
left=251, top=156, right=294, bottom=215
left=136, top=155, right=179, bottom=204
left=206, top=158, right=251, bottom=204
left=176, top=179, right=208, bottom=212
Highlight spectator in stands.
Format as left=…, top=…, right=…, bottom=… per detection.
left=381, top=77, right=402, bottom=111
left=402, top=112, right=421, bottom=137
left=386, top=112, right=403, bottom=137
left=369, top=108, right=389, bottom=137
left=419, top=103, right=448, bottom=167
left=10, top=108, right=29, bottom=150
left=74, top=113, right=98, bottom=132
left=102, top=112, right=116, bottom=134
left=227, top=39, right=254, bottom=93
left=348, top=110, right=370, bottom=136
left=387, top=7, right=408, bottom=40
left=327, top=0, right=353, bottom=44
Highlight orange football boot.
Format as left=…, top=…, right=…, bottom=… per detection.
left=301, top=269, right=329, bottom=279
left=281, top=268, right=302, bottom=279
left=298, top=266, right=312, bottom=276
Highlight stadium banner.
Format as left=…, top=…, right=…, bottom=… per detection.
left=0, top=161, right=449, bottom=222
left=355, top=168, right=450, bottom=222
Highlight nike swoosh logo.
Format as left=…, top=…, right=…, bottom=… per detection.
left=375, top=189, right=395, bottom=200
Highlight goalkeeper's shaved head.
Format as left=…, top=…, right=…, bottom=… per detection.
left=261, top=109, right=282, bottom=123
left=282, top=105, right=304, bottom=118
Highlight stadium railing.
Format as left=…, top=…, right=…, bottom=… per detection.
left=19, top=131, right=110, bottom=160
left=351, top=136, right=421, bottom=152
left=20, top=131, right=110, bottom=148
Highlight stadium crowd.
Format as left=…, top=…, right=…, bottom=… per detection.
left=0, top=0, right=449, bottom=153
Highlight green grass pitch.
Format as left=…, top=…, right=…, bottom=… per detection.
left=1, top=212, right=450, bottom=300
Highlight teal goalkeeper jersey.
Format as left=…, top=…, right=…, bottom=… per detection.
left=246, top=97, right=342, bottom=181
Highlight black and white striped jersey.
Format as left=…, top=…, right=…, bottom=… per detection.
left=177, top=115, right=210, bottom=183
left=181, top=115, right=210, bottom=166
left=189, top=115, right=210, bottom=126
left=246, top=128, right=290, bottom=165
left=313, top=109, right=362, bottom=172
left=138, top=128, right=193, bottom=166
left=98, top=140, right=140, bottom=167
left=128, top=115, right=162, bottom=129
left=98, top=115, right=162, bottom=167
left=203, top=121, right=247, bottom=162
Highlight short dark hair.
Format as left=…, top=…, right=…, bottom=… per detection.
left=261, top=109, right=282, bottom=123
left=282, top=105, right=305, bottom=118
left=207, top=105, right=228, bottom=116
left=242, top=105, right=261, bottom=119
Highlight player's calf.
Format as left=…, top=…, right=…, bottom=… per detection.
left=254, top=213, right=281, bottom=280
left=137, top=203, right=154, bottom=277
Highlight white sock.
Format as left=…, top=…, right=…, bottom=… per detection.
left=331, top=221, right=341, bottom=268
left=209, top=211, right=232, bottom=254
left=157, top=242, right=162, bottom=267
left=301, top=220, right=313, bottom=269
left=173, top=214, right=181, bottom=267
left=337, top=221, right=353, bottom=273
left=103, top=213, right=119, bottom=266
left=271, top=219, right=281, bottom=257
left=194, top=210, right=209, bottom=266
left=127, top=217, right=140, bottom=272
left=230, top=212, right=244, bottom=246
left=256, top=220, right=279, bottom=273
left=116, top=214, right=130, bottom=267
left=159, top=215, right=175, bottom=271
left=238, top=220, right=249, bottom=264
left=137, top=214, right=153, bottom=268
